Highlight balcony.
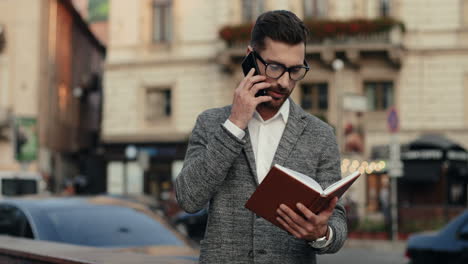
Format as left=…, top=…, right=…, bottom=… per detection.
left=218, top=18, right=405, bottom=69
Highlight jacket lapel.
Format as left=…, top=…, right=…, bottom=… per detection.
left=222, top=105, right=258, bottom=183
left=271, top=100, right=307, bottom=168
left=243, top=129, right=259, bottom=185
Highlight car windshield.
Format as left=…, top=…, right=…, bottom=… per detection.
left=44, top=205, right=184, bottom=247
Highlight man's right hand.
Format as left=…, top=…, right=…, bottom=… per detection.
left=228, top=68, right=272, bottom=130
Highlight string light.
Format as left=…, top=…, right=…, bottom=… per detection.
left=340, top=159, right=389, bottom=175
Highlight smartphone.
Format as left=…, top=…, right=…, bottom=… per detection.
left=241, top=52, right=267, bottom=97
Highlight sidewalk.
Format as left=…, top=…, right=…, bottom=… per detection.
left=344, top=238, right=406, bottom=253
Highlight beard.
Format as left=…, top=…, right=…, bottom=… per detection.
left=261, top=85, right=291, bottom=110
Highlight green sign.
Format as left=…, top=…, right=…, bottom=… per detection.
left=14, top=117, right=38, bottom=162
left=88, top=0, right=109, bottom=23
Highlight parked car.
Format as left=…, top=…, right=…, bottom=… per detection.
left=174, top=207, right=208, bottom=242
left=405, top=210, right=468, bottom=264
left=0, top=196, right=198, bottom=260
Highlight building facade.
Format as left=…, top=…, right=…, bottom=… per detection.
left=103, top=0, right=468, bottom=214
left=0, top=0, right=47, bottom=174
left=0, top=0, right=105, bottom=194
left=41, top=0, right=106, bottom=194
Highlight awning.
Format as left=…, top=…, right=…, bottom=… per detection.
left=402, top=160, right=441, bottom=182
left=401, top=134, right=468, bottom=182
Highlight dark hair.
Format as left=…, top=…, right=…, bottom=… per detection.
left=250, top=10, right=308, bottom=51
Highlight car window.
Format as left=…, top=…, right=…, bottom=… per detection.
left=45, top=206, right=185, bottom=247
left=459, top=220, right=468, bottom=237
left=0, top=205, right=34, bottom=238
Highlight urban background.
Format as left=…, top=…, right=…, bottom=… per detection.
left=0, top=0, right=467, bottom=263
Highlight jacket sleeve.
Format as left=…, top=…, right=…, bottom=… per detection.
left=175, top=112, right=246, bottom=213
left=312, top=127, right=348, bottom=254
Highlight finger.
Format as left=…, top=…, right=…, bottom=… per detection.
left=297, top=203, right=318, bottom=223
left=277, top=209, right=305, bottom=237
left=279, top=204, right=307, bottom=222
left=237, top=68, right=256, bottom=89
left=250, top=82, right=271, bottom=95
left=243, top=75, right=267, bottom=90
left=247, top=67, right=256, bottom=77
left=277, top=205, right=308, bottom=235
left=277, top=217, right=302, bottom=238
left=249, top=74, right=267, bottom=84
left=320, top=197, right=339, bottom=217
left=255, top=95, right=272, bottom=104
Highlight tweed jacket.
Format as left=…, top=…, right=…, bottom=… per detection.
left=175, top=99, right=347, bottom=264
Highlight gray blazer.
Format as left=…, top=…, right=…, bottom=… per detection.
left=175, top=99, right=347, bottom=264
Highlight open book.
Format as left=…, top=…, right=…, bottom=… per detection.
left=245, top=164, right=360, bottom=230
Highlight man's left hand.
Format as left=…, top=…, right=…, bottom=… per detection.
left=276, top=197, right=338, bottom=241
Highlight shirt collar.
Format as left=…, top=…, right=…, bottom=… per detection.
left=253, top=99, right=290, bottom=124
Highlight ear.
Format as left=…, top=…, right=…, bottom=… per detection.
left=246, top=45, right=253, bottom=55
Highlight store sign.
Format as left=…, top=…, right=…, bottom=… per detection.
left=447, top=150, right=468, bottom=161
left=343, top=94, right=367, bottom=112
left=401, top=149, right=443, bottom=160
left=14, top=117, right=38, bottom=162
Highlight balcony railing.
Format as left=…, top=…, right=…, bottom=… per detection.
left=218, top=18, right=405, bottom=70
left=219, top=18, right=405, bottom=48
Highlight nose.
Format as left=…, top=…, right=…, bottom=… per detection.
left=277, top=71, right=291, bottom=89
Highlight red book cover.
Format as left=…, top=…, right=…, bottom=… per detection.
left=245, top=164, right=360, bottom=230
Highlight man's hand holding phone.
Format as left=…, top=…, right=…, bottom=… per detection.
left=228, top=68, right=272, bottom=130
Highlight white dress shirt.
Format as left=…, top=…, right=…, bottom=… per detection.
left=224, top=100, right=289, bottom=183
left=223, top=99, right=333, bottom=248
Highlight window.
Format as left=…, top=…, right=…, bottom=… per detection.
left=152, top=0, right=172, bottom=43
left=379, top=0, right=391, bottom=17
left=303, top=0, right=328, bottom=19
left=365, top=81, right=394, bottom=111
left=0, top=205, right=34, bottom=238
left=46, top=207, right=183, bottom=247
left=145, top=88, right=171, bottom=121
left=301, top=83, right=328, bottom=117
left=242, top=0, right=264, bottom=22
left=464, top=0, right=468, bottom=27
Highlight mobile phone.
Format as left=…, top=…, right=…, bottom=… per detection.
left=241, top=52, right=267, bottom=97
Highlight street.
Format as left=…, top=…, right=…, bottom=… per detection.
left=318, top=239, right=408, bottom=264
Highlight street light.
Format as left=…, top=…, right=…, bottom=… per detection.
left=124, top=145, right=138, bottom=195
left=332, top=59, right=344, bottom=154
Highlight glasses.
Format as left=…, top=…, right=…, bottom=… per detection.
left=253, top=51, right=310, bottom=81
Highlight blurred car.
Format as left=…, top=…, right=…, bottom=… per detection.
left=174, top=207, right=208, bottom=242
left=405, top=210, right=468, bottom=264
left=0, top=196, right=198, bottom=261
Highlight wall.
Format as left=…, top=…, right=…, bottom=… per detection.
left=0, top=0, right=47, bottom=171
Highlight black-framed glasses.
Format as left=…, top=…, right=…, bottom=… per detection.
left=253, top=51, right=310, bottom=81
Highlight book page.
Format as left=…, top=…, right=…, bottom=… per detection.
left=323, top=171, right=360, bottom=196
left=275, top=165, right=323, bottom=193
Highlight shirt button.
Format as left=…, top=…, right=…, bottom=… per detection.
left=257, top=249, right=267, bottom=255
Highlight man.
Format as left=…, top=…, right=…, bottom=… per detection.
left=175, top=10, right=347, bottom=264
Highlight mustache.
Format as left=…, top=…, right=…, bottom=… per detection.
left=267, top=86, right=289, bottom=94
